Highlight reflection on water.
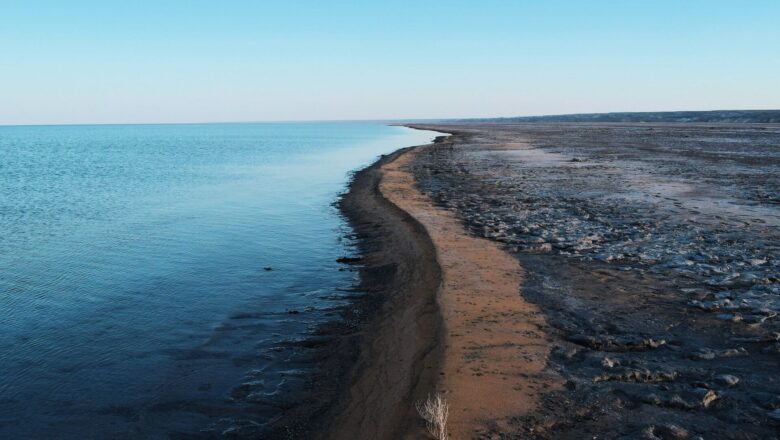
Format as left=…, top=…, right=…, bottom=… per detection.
left=0, top=123, right=436, bottom=438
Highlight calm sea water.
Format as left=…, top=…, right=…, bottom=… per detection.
left=0, top=123, right=437, bottom=438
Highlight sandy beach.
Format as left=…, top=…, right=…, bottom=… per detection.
left=313, top=123, right=780, bottom=439
left=325, top=135, right=561, bottom=439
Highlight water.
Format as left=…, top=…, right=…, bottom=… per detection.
left=0, top=123, right=438, bottom=438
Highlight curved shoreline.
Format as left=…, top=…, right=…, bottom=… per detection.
left=326, top=142, right=445, bottom=439
left=324, top=131, right=559, bottom=439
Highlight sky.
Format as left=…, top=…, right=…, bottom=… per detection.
left=1, top=0, right=779, bottom=125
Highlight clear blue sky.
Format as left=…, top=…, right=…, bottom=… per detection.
left=1, top=0, right=778, bottom=125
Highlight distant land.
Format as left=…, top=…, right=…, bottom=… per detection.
left=454, top=109, right=780, bottom=124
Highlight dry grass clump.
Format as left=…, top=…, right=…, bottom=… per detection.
left=415, top=393, right=449, bottom=440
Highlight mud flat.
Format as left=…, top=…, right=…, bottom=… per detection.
left=404, top=123, right=780, bottom=439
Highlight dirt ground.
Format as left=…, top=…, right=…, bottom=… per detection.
left=406, top=123, right=780, bottom=439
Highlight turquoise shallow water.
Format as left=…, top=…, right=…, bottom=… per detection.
left=0, top=122, right=437, bottom=438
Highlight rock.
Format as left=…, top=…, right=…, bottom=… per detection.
left=622, top=424, right=690, bottom=440
left=602, top=356, right=619, bottom=368
left=535, top=243, right=553, bottom=252
left=668, top=395, right=695, bottom=410
left=566, top=334, right=666, bottom=351
left=594, top=368, right=678, bottom=383
left=692, top=388, right=719, bottom=408
left=690, top=347, right=747, bottom=360
left=768, top=408, right=780, bottom=421
left=714, top=374, right=740, bottom=387
left=689, top=298, right=738, bottom=311
left=722, top=347, right=748, bottom=357
left=638, top=426, right=663, bottom=440
left=655, top=424, right=690, bottom=439
left=715, top=313, right=743, bottom=322
left=691, top=349, right=716, bottom=360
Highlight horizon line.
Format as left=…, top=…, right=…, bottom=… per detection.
left=2, top=108, right=778, bottom=128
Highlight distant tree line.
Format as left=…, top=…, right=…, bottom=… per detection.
left=456, top=110, right=780, bottom=124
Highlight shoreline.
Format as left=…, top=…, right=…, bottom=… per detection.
left=263, top=139, right=446, bottom=439
left=320, top=129, right=558, bottom=439
left=273, top=121, right=779, bottom=439
left=325, top=141, right=445, bottom=439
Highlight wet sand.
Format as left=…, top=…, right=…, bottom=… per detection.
left=325, top=145, right=443, bottom=439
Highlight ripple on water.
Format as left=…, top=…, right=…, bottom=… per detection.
left=0, top=123, right=439, bottom=438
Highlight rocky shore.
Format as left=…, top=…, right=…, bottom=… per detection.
left=267, top=123, right=778, bottom=439
left=405, top=123, right=780, bottom=439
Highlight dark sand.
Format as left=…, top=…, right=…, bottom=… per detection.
left=260, top=146, right=442, bottom=439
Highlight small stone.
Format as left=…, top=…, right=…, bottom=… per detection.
left=714, top=374, right=740, bottom=387
left=656, top=424, right=690, bottom=439
left=639, top=426, right=663, bottom=440
left=540, top=242, right=554, bottom=251
left=699, top=389, right=719, bottom=408
left=690, top=349, right=716, bottom=360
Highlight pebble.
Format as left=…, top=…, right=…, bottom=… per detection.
left=714, top=374, right=740, bottom=387
left=692, top=388, right=719, bottom=408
